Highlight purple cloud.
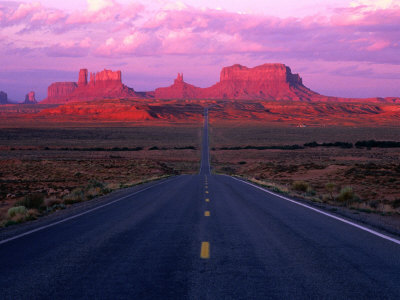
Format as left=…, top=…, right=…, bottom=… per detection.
left=0, top=1, right=399, bottom=100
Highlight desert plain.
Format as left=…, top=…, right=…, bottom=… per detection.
left=0, top=64, right=399, bottom=229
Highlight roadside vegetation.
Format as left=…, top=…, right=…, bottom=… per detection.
left=0, top=126, right=201, bottom=227
left=2, top=176, right=171, bottom=227
left=239, top=175, right=399, bottom=215
left=211, top=125, right=400, bottom=216
left=213, top=140, right=400, bottom=151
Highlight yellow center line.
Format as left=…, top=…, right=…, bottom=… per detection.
left=204, top=211, right=210, bottom=217
left=205, top=191, right=209, bottom=194
left=205, top=198, right=210, bottom=202
left=200, top=242, right=210, bottom=259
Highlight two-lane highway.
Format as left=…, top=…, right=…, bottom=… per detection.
left=0, top=108, right=399, bottom=299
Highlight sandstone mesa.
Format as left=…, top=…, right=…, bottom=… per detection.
left=40, top=63, right=399, bottom=104
left=0, top=91, right=8, bottom=104
left=1, top=63, right=399, bottom=126
left=42, top=69, right=140, bottom=104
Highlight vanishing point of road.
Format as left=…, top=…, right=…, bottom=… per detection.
left=0, top=108, right=399, bottom=299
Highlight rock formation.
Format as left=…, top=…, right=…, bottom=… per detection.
left=45, top=82, right=78, bottom=104
left=155, top=73, right=202, bottom=99
left=155, top=64, right=318, bottom=101
left=153, top=64, right=400, bottom=103
left=24, top=91, right=37, bottom=104
left=40, top=63, right=400, bottom=105
left=78, top=69, right=88, bottom=87
left=0, top=91, right=8, bottom=104
left=203, top=63, right=317, bottom=100
left=41, top=69, right=140, bottom=104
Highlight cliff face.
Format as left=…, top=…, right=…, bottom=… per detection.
left=70, top=69, right=137, bottom=101
left=153, top=64, right=400, bottom=103
left=24, top=91, right=37, bottom=104
left=40, top=63, right=400, bottom=104
left=203, top=63, right=315, bottom=100
left=155, top=73, right=202, bottom=99
left=41, top=69, right=140, bottom=104
left=155, top=64, right=319, bottom=100
left=44, top=82, right=78, bottom=104
left=0, top=91, right=8, bottom=104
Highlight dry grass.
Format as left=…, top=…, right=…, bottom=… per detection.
left=211, top=125, right=400, bottom=214
left=0, top=125, right=201, bottom=226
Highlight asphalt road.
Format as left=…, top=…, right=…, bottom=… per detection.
left=0, top=108, right=399, bottom=299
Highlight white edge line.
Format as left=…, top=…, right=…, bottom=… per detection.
left=230, top=176, right=400, bottom=246
left=0, top=177, right=178, bottom=246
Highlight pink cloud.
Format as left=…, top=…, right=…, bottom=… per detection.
left=66, top=1, right=143, bottom=25
left=45, top=39, right=91, bottom=57
left=8, top=2, right=42, bottom=21
left=96, top=32, right=161, bottom=56
left=367, top=40, right=391, bottom=51
left=1, top=0, right=399, bottom=91
left=30, top=9, right=66, bottom=25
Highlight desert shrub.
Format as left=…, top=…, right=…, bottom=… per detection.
left=304, top=141, right=319, bottom=147
left=87, top=179, right=105, bottom=189
left=111, top=147, right=142, bottom=151
left=238, top=161, right=247, bottom=165
left=44, top=197, right=62, bottom=207
left=292, top=181, right=310, bottom=193
left=392, top=199, right=400, bottom=209
left=17, top=193, right=45, bottom=209
left=304, top=141, right=353, bottom=148
left=306, top=188, right=316, bottom=196
left=174, top=146, right=196, bottom=150
left=26, top=209, right=39, bottom=221
left=63, top=188, right=84, bottom=204
left=221, top=145, right=303, bottom=150
left=86, top=187, right=103, bottom=199
left=8, top=206, right=27, bottom=218
left=337, top=187, right=356, bottom=203
left=63, top=180, right=110, bottom=204
left=325, top=183, right=336, bottom=201
left=355, top=140, right=400, bottom=148
left=369, top=200, right=379, bottom=209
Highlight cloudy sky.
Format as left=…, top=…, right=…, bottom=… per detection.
left=0, top=0, right=399, bottom=101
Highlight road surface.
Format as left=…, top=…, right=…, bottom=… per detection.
left=0, top=108, right=399, bottom=299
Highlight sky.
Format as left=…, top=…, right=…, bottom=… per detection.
left=0, top=0, right=399, bottom=101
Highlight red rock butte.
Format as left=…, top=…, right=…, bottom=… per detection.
left=155, top=64, right=399, bottom=103
left=0, top=91, right=8, bottom=104
left=24, top=91, right=37, bottom=104
left=40, top=63, right=399, bottom=104
left=155, top=63, right=318, bottom=100
left=42, top=69, right=140, bottom=104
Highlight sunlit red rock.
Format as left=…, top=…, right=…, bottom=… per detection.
left=202, top=63, right=315, bottom=100
left=35, top=99, right=204, bottom=122
left=41, top=69, right=141, bottom=104
left=24, top=91, right=37, bottom=104
left=153, top=63, right=400, bottom=104
left=44, top=82, right=78, bottom=104
left=41, top=63, right=400, bottom=105
left=155, top=64, right=318, bottom=100
left=155, top=73, right=202, bottom=99
left=78, top=69, right=88, bottom=87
